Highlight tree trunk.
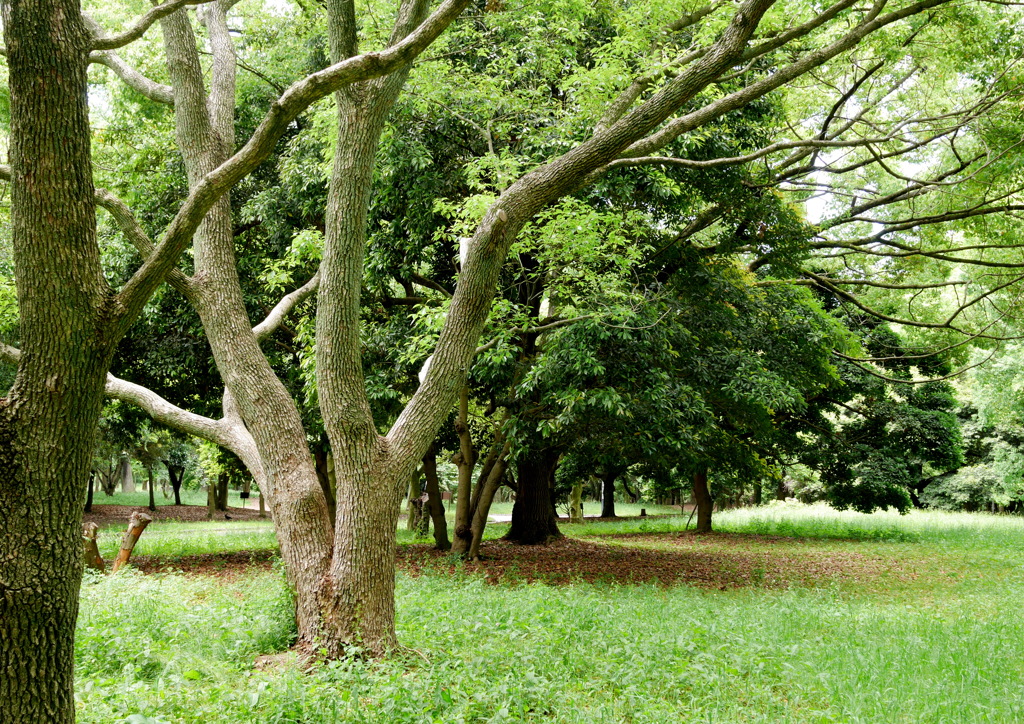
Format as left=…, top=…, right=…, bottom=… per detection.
left=216, top=472, right=229, bottom=511
left=692, top=470, right=713, bottom=534
left=82, top=523, right=104, bottom=573
left=321, top=451, right=408, bottom=657
left=168, top=464, right=183, bottom=505
left=505, top=447, right=562, bottom=544
left=569, top=483, right=583, bottom=523
left=467, top=444, right=510, bottom=560
left=422, top=445, right=450, bottom=550
left=451, top=387, right=475, bottom=554
left=0, top=3, right=112, bottom=720
left=147, top=467, right=156, bottom=512
left=406, top=467, right=423, bottom=531
left=314, top=442, right=337, bottom=525
left=119, top=455, right=135, bottom=493
left=159, top=7, right=336, bottom=648
left=601, top=471, right=617, bottom=518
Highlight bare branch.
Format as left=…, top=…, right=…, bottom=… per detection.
left=835, top=349, right=998, bottom=385
left=92, top=0, right=219, bottom=51
left=475, top=315, right=594, bottom=354
left=90, top=51, right=174, bottom=104
left=253, top=272, right=321, bottom=342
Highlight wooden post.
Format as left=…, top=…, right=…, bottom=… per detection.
left=111, top=512, right=153, bottom=573
left=82, top=523, right=104, bottom=572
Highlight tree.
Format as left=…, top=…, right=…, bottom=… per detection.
left=4, top=3, right=1024, bottom=719
left=0, top=0, right=468, bottom=718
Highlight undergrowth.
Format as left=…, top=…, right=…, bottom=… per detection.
left=76, top=507, right=1024, bottom=723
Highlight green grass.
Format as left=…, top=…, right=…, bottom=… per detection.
left=96, top=520, right=278, bottom=560
left=76, top=504, right=1024, bottom=722
left=91, top=488, right=261, bottom=509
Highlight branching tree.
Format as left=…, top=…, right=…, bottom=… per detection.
left=4, top=2, right=1024, bottom=721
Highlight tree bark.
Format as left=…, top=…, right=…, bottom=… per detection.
left=569, top=483, right=584, bottom=523
left=406, top=467, right=423, bottom=531
left=467, top=441, right=510, bottom=560
left=692, top=470, right=713, bottom=534
left=159, top=6, right=336, bottom=647
left=314, top=441, right=337, bottom=525
left=422, top=445, right=450, bottom=550
left=216, top=471, right=229, bottom=512
left=111, top=512, right=154, bottom=573
left=168, top=464, right=183, bottom=505
left=0, top=3, right=112, bottom=720
left=505, top=447, right=562, bottom=544
left=82, top=523, right=105, bottom=573
left=119, top=455, right=135, bottom=493
left=451, top=386, right=475, bottom=554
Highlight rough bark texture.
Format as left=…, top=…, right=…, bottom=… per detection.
left=160, top=5, right=335, bottom=646
left=692, top=470, right=713, bottom=534
left=0, top=3, right=111, bottom=721
left=505, top=448, right=562, bottom=544
left=316, top=0, right=433, bottom=655
left=82, top=523, right=104, bottom=572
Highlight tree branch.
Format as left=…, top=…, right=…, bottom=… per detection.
left=112, top=0, right=473, bottom=337
left=90, top=51, right=174, bottom=104
left=253, top=271, right=321, bottom=342
left=91, top=0, right=219, bottom=51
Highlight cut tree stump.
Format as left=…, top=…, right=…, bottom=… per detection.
left=111, top=512, right=153, bottom=573
left=82, top=522, right=104, bottom=572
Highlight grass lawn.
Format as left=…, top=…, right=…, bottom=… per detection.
left=76, top=503, right=1024, bottom=723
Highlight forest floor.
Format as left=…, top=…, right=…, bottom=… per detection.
left=126, top=529, right=921, bottom=592
left=84, top=503, right=266, bottom=526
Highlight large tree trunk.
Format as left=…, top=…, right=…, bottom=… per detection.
left=0, top=3, right=111, bottom=721
left=505, top=447, right=562, bottom=544
left=692, top=470, right=713, bottom=534
left=159, top=7, right=336, bottom=647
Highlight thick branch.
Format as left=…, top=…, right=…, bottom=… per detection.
left=92, top=0, right=219, bottom=51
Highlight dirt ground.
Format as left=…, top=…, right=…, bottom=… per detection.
left=127, top=531, right=909, bottom=590
left=84, top=504, right=267, bottom=527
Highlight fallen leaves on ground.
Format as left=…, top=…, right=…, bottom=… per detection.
left=397, top=533, right=911, bottom=589
left=126, top=532, right=914, bottom=590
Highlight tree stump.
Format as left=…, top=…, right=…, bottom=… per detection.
left=111, top=512, right=153, bottom=573
left=82, top=522, right=104, bottom=572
